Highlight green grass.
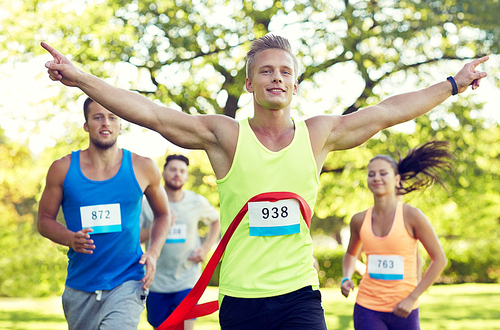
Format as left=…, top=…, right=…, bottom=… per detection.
left=1, top=284, right=500, bottom=329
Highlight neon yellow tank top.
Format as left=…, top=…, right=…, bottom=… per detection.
left=216, top=118, right=320, bottom=298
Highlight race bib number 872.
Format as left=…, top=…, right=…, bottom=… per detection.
left=80, top=203, right=122, bottom=234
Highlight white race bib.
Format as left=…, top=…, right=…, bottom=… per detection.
left=368, top=255, right=404, bottom=280
left=248, top=199, right=301, bottom=236
left=166, top=224, right=187, bottom=243
left=80, top=203, right=122, bottom=234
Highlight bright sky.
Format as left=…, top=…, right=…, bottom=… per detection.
left=1, top=0, right=498, bottom=161
left=0, top=47, right=497, bottom=160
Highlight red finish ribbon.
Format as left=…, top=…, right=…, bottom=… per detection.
left=157, top=192, right=312, bottom=330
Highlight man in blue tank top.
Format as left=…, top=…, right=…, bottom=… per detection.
left=41, top=37, right=488, bottom=329
left=37, top=98, right=172, bottom=330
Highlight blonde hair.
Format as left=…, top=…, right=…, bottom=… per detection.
left=245, top=34, right=299, bottom=80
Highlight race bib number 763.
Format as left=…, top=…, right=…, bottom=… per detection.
left=367, top=254, right=404, bottom=280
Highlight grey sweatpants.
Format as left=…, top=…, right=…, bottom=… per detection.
left=62, top=280, right=148, bottom=330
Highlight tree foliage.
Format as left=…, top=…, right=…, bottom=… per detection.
left=2, top=0, right=499, bottom=116
left=1, top=0, right=499, bottom=295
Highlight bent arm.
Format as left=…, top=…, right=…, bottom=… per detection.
left=201, top=220, right=221, bottom=253
left=392, top=207, right=447, bottom=317
left=407, top=209, right=447, bottom=302
left=139, top=228, right=151, bottom=244
left=188, top=218, right=221, bottom=263
left=139, top=160, right=171, bottom=289
left=37, top=159, right=95, bottom=253
left=341, top=213, right=364, bottom=297
left=142, top=166, right=171, bottom=260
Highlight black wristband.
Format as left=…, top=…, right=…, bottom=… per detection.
left=447, top=76, right=458, bottom=96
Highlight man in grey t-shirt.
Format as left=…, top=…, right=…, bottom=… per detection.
left=141, top=154, right=220, bottom=330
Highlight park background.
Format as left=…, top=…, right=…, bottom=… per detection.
left=1, top=0, right=500, bottom=328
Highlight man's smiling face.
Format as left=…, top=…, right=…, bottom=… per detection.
left=245, top=48, right=298, bottom=111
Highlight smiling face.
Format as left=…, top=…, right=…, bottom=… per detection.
left=245, top=48, right=299, bottom=111
left=367, top=158, right=401, bottom=197
left=83, top=102, right=121, bottom=150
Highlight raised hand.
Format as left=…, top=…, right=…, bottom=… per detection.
left=453, top=56, right=489, bottom=93
left=41, top=42, right=82, bottom=87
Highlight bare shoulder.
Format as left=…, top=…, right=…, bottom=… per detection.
left=304, top=115, right=341, bottom=163
left=197, top=114, right=239, bottom=179
left=52, top=153, right=72, bottom=167
left=130, top=153, right=159, bottom=174
left=200, top=113, right=238, bottom=126
left=305, top=113, right=363, bottom=154
left=402, top=203, right=429, bottom=226
left=200, top=114, right=239, bottom=143
left=305, top=115, right=340, bottom=140
left=130, top=152, right=162, bottom=191
left=46, top=154, right=72, bottom=183
left=306, top=107, right=389, bottom=154
left=403, top=203, right=425, bottom=217
left=350, top=211, right=367, bottom=231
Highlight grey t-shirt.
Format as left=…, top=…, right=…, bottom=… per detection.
left=141, top=190, right=219, bottom=293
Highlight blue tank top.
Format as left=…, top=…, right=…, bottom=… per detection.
left=61, top=149, right=144, bottom=292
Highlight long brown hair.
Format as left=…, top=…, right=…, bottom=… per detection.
left=370, top=141, right=453, bottom=195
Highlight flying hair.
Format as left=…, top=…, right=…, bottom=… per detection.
left=370, top=141, right=454, bottom=195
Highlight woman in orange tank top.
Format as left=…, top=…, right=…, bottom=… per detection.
left=341, top=141, right=451, bottom=330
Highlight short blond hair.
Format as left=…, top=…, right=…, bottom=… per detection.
left=245, top=34, right=299, bottom=80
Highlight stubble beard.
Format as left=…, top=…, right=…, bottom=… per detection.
left=165, top=179, right=184, bottom=191
left=90, top=136, right=118, bottom=150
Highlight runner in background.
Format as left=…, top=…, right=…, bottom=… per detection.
left=37, top=98, right=171, bottom=329
left=341, top=141, right=452, bottom=330
left=140, top=154, right=220, bottom=330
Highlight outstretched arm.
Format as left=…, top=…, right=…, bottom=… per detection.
left=309, top=56, right=489, bottom=158
left=41, top=42, right=236, bottom=156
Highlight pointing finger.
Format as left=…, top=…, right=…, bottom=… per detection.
left=41, top=42, right=58, bottom=56
left=41, top=42, right=63, bottom=63
left=470, top=56, right=489, bottom=69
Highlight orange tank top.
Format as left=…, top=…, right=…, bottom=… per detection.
left=356, top=202, right=419, bottom=312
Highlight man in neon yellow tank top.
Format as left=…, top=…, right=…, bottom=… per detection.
left=41, top=36, right=488, bottom=329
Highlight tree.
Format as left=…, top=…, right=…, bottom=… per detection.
left=314, top=99, right=500, bottom=283
left=2, top=0, right=499, bottom=117
left=0, top=128, right=72, bottom=297
left=1, top=0, right=500, bottom=295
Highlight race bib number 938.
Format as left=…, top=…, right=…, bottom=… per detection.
left=248, top=199, right=301, bottom=237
